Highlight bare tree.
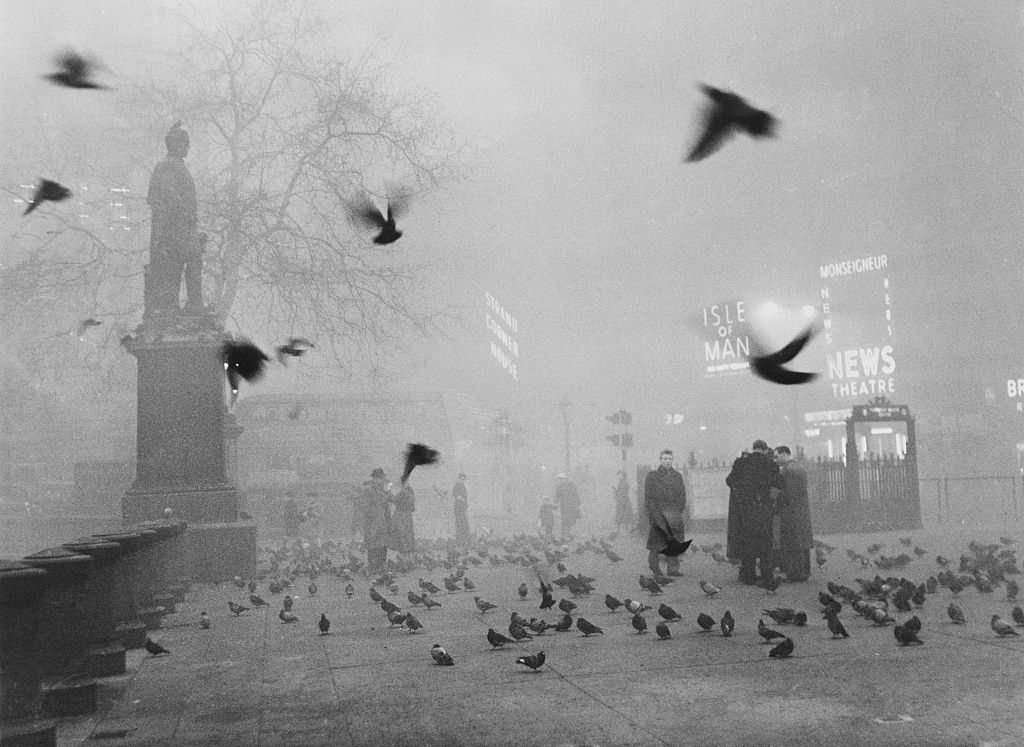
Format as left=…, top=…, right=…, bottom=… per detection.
left=2, top=0, right=463, bottom=395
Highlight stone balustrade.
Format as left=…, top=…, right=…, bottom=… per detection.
left=0, top=520, right=190, bottom=747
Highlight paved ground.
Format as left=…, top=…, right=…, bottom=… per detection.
left=53, top=524, right=1024, bottom=746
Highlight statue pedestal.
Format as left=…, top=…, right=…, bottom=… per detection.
left=122, top=314, right=255, bottom=581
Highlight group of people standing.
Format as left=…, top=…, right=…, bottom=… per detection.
left=726, top=440, right=813, bottom=584
left=358, top=468, right=418, bottom=574
left=637, top=443, right=813, bottom=586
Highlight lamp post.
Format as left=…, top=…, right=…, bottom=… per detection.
left=558, top=396, right=573, bottom=474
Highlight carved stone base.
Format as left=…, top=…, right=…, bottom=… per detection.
left=179, top=522, right=257, bottom=582
left=138, top=606, right=165, bottom=630
left=115, top=620, right=147, bottom=650
left=86, top=644, right=126, bottom=678
left=154, top=593, right=177, bottom=615
left=42, top=676, right=96, bottom=718
left=0, top=718, right=57, bottom=747
left=123, top=486, right=240, bottom=525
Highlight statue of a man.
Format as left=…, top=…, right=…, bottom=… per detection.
left=146, top=123, right=203, bottom=314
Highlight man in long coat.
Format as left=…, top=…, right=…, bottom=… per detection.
left=772, top=445, right=813, bottom=581
left=452, top=473, right=471, bottom=546
left=554, top=474, right=582, bottom=540
left=389, top=482, right=416, bottom=555
left=726, top=440, right=779, bottom=585
left=643, top=450, right=688, bottom=576
left=360, top=468, right=392, bottom=574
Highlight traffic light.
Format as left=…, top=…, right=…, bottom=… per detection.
left=605, top=434, right=620, bottom=446
left=605, top=412, right=620, bottom=425
left=620, top=410, right=632, bottom=426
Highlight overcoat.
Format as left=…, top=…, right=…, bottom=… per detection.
left=643, top=467, right=687, bottom=552
left=725, top=451, right=779, bottom=559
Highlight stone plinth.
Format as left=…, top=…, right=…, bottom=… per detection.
left=0, top=561, right=48, bottom=723
left=122, top=317, right=255, bottom=582
left=60, top=539, right=126, bottom=677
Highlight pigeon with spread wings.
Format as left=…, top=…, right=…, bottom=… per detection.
left=345, top=192, right=408, bottom=245
left=685, top=84, right=777, bottom=163
left=749, top=326, right=818, bottom=385
left=44, top=49, right=110, bottom=90
left=402, top=443, right=440, bottom=484
left=222, top=339, right=271, bottom=402
left=24, top=179, right=72, bottom=215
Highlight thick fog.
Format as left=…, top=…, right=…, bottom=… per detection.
left=2, top=1, right=1023, bottom=553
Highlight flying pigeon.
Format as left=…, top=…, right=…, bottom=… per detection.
left=275, top=337, right=315, bottom=364
left=24, top=179, right=71, bottom=215
left=402, top=443, right=440, bottom=484
left=44, top=49, right=110, bottom=89
left=684, top=83, right=777, bottom=163
left=660, top=538, right=692, bottom=558
left=749, top=326, right=818, bottom=385
left=223, top=339, right=270, bottom=399
left=345, top=193, right=408, bottom=245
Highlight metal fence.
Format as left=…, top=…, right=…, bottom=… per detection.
left=919, top=475, right=1021, bottom=527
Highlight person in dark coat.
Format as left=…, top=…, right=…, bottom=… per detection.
left=389, top=482, right=416, bottom=555
left=554, top=474, right=582, bottom=540
left=452, top=473, right=471, bottom=546
left=360, top=468, right=392, bottom=574
left=613, top=470, right=635, bottom=529
left=772, top=445, right=813, bottom=581
left=643, top=450, right=688, bottom=576
left=726, top=440, right=780, bottom=585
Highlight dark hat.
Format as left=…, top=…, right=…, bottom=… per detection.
left=752, top=439, right=770, bottom=452
left=371, top=468, right=385, bottom=479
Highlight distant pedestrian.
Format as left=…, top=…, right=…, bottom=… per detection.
left=554, top=474, right=582, bottom=539
left=452, top=473, right=471, bottom=546
left=389, top=482, right=416, bottom=556
left=726, top=440, right=779, bottom=585
left=282, top=496, right=303, bottom=538
left=539, top=500, right=557, bottom=540
left=613, top=470, right=635, bottom=529
left=642, top=450, right=688, bottom=576
left=772, top=446, right=813, bottom=582
left=360, top=468, right=392, bottom=574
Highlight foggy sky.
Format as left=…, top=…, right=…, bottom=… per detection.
left=3, top=1, right=1024, bottom=455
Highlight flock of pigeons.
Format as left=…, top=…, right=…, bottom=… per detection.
left=24, top=47, right=811, bottom=388
left=138, top=528, right=1023, bottom=677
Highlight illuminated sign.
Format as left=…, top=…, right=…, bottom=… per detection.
left=819, top=253, right=896, bottom=400
left=485, top=291, right=520, bottom=381
left=699, top=300, right=750, bottom=377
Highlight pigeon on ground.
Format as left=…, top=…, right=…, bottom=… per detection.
left=697, top=613, right=716, bottom=631
left=992, top=615, right=1021, bottom=637
left=947, top=603, right=966, bottom=625
left=768, top=637, right=794, bottom=658
left=655, top=621, right=671, bottom=639
left=758, top=619, right=785, bottom=643
left=720, top=610, right=735, bottom=637
left=405, top=614, right=423, bottom=633
left=430, top=644, right=455, bottom=666
left=605, top=594, right=623, bottom=612
left=402, top=443, right=440, bottom=484
left=1012, top=606, right=1024, bottom=626
left=554, top=614, right=573, bottom=632
left=228, top=602, right=249, bottom=616
left=824, top=611, right=849, bottom=639
left=199, top=611, right=211, bottom=629
left=23, top=179, right=72, bottom=215
left=624, top=599, right=652, bottom=615
left=700, top=580, right=721, bottom=597
left=319, top=613, right=330, bottom=634
left=684, top=83, right=777, bottom=163
left=484, top=627, right=513, bottom=648
left=792, top=611, right=808, bottom=627
left=345, top=583, right=354, bottom=598
left=658, top=603, right=682, bottom=622
left=283, top=595, right=293, bottom=612
left=145, top=638, right=170, bottom=656
left=576, top=617, right=604, bottom=636
left=475, top=597, right=498, bottom=613
left=1007, top=580, right=1019, bottom=601
left=518, top=583, right=529, bottom=600
left=515, top=651, right=545, bottom=672
left=763, top=608, right=795, bottom=625
left=631, top=613, right=648, bottom=634
left=893, top=624, right=923, bottom=646
left=279, top=610, right=299, bottom=623
left=508, top=622, right=533, bottom=641
left=558, top=598, right=577, bottom=614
